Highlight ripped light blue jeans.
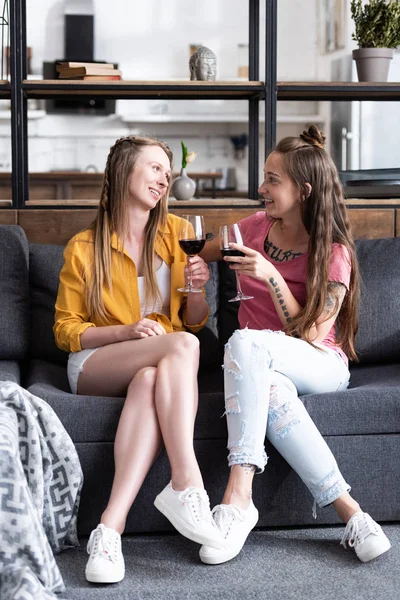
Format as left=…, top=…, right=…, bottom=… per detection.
left=224, top=328, right=351, bottom=510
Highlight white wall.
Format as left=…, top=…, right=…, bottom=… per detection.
left=0, top=0, right=353, bottom=189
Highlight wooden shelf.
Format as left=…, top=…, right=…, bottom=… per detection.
left=278, top=82, right=400, bottom=101
left=23, top=80, right=400, bottom=102
left=17, top=198, right=400, bottom=209
left=23, top=80, right=265, bottom=100
left=346, top=198, right=400, bottom=206
left=24, top=198, right=263, bottom=208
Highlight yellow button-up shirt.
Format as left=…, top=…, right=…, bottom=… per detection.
left=54, top=213, right=209, bottom=353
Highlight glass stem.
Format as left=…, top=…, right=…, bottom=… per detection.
left=235, top=272, right=243, bottom=295
left=188, top=255, right=194, bottom=290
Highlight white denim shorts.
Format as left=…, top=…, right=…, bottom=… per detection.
left=67, top=348, right=99, bottom=394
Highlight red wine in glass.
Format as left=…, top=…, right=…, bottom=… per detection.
left=221, top=248, right=245, bottom=260
left=219, top=224, right=254, bottom=302
left=178, top=215, right=206, bottom=293
left=179, top=239, right=206, bottom=256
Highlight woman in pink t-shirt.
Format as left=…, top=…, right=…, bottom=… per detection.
left=200, top=126, right=391, bottom=565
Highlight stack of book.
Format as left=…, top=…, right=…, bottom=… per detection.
left=56, top=62, right=122, bottom=81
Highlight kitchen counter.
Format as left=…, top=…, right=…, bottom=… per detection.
left=0, top=171, right=223, bottom=200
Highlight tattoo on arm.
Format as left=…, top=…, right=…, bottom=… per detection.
left=239, top=464, right=256, bottom=475
left=269, top=277, right=292, bottom=323
left=323, top=282, right=346, bottom=318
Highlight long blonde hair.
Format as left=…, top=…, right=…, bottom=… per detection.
left=86, top=135, right=173, bottom=322
left=275, top=125, right=360, bottom=361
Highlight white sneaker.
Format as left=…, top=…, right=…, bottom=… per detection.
left=199, top=502, right=259, bottom=565
left=340, top=511, right=391, bottom=563
left=154, top=482, right=223, bottom=549
left=85, top=524, right=125, bottom=583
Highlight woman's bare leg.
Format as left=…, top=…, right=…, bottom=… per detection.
left=78, top=332, right=204, bottom=496
left=155, top=333, right=203, bottom=490
left=100, top=367, right=162, bottom=534
left=78, top=332, right=198, bottom=398
left=333, top=492, right=361, bottom=523
left=220, top=464, right=255, bottom=509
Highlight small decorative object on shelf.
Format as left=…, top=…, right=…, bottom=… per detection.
left=351, top=0, right=400, bottom=82
left=237, top=43, right=249, bottom=78
left=56, top=61, right=122, bottom=80
left=171, top=141, right=197, bottom=201
left=230, top=134, right=248, bottom=160
left=189, top=46, right=217, bottom=81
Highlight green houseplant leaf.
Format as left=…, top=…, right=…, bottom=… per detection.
left=351, top=0, right=400, bottom=48
left=181, top=141, right=188, bottom=169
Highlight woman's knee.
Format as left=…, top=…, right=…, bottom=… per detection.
left=127, top=366, right=157, bottom=398
left=167, top=331, right=200, bottom=358
left=225, top=328, right=265, bottom=368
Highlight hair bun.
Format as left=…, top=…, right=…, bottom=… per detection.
left=299, top=125, right=326, bottom=149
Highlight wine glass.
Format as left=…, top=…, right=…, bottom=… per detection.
left=178, top=215, right=206, bottom=293
left=219, top=223, right=254, bottom=302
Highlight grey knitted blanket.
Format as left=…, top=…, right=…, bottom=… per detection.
left=0, top=381, right=83, bottom=599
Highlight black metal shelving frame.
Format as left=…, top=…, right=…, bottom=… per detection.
left=9, top=0, right=400, bottom=209
left=7, top=0, right=278, bottom=208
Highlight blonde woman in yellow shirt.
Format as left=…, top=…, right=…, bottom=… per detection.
left=54, top=136, right=223, bottom=584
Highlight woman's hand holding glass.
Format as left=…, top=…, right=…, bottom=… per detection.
left=219, top=223, right=254, bottom=302
left=178, top=215, right=206, bottom=293
left=227, top=243, right=278, bottom=285
left=184, top=255, right=210, bottom=291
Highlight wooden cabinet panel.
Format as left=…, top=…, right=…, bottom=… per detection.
left=169, top=207, right=259, bottom=238
left=71, top=185, right=102, bottom=200
left=347, top=208, right=394, bottom=239
left=18, top=209, right=97, bottom=245
left=0, top=187, right=12, bottom=201
left=0, top=210, right=17, bottom=225
left=29, top=185, right=59, bottom=200
left=396, top=209, right=400, bottom=237
left=12, top=206, right=398, bottom=245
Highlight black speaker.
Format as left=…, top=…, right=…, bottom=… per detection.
left=65, top=14, right=94, bottom=62
left=43, top=62, right=116, bottom=116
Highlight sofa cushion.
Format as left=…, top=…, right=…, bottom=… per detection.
left=196, top=261, right=220, bottom=368
left=0, top=225, right=29, bottom=360
left=26, top=359, right=226, bottom=443
left=26, top=358, right=400, bottom=444
left=218, top=260, right=239, bottom=349
left=301, top=363, right=400, bottom=436
left=0, top=360, right=21, bottom=384
left=29, top=243, right=67, bottom=365
left=355, top=237, right=400, bottom=364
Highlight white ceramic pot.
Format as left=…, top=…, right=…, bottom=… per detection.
left=171, top=168, right=196, bottom=201
left=352, top=48, right=394, bottom=82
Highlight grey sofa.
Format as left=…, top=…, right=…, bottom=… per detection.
left=1, top=224, right=399, bottom=535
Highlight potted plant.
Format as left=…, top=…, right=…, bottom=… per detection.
left=171, top=141, right=197, bottom=201
left=351, top=0, right=400, bottom=81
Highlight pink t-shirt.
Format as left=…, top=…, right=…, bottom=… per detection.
left=238, top=212, right=351, bottom=364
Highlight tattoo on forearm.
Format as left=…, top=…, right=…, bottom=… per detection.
left=269, top=277, right=292, bottom=323
left=240, top=463, right=256, bottom=475
left=323, top=282, right=346, bottom=318
left=264, top=239, right=303, bottom=262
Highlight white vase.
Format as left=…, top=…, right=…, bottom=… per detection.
left=352, top=48, right=394, bottom=82
left=171, top=168, right=196, bottom=201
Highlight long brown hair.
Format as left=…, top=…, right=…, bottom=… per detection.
left=86, top=135, right=173, bottom=322
left=274, top=125, right=359, bottom=361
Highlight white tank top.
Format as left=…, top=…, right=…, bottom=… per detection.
left=137, top=260, right=171, bottom=318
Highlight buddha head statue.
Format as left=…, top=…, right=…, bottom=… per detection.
left=189, top=46, right=217, bottom=81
